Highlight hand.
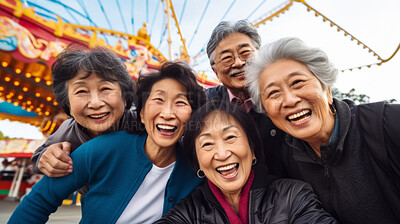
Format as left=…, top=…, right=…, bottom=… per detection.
left=38, top=142, right=73, bottom=177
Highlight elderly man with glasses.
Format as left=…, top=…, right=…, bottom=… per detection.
left=205, top=20, right=287, bottom=177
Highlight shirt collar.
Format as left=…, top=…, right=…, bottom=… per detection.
left=227, top=89, right=253, bottom=112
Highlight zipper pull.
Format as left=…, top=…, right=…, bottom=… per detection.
left=324, top=165, right=330, bottom=177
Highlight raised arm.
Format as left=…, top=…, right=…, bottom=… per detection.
left=31, top=118, right=89, bottom=177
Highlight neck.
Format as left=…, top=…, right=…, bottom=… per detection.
left=224, top=192, right=241, bottom=214
left=144, top=138, right=176, bottom=168
left=228, top=88, right=250, bottom=102
left=307, top=114, right=336, bottom=158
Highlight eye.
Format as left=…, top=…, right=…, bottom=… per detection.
left=200, top=142, right=214, bottom=150
left=75, top=90, right=87, bottom=94
left=221, top=55, right=233, bottom=63
left=267, top=90, right=279, bottom=98
left=176, top=100, right=188, bottom=106
left=291, top=79, right=304, bottom=87
left=101, top=87, right=112, bottom=91
left=239, top=50, right=252, bottom=57
left=153, top=97, right=164, bottom=103
left=225, top=135, right=237, bottom=142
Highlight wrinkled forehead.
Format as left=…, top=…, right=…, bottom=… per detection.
left=215, top=33, right=255, bottom=54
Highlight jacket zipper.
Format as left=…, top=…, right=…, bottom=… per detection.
left=323, top=163, right=339, bottom=218
left=248, top=190, right=253, bottom=224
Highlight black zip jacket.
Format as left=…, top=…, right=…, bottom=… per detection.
left=281, top=99, right=399, bottom=223
left=155, top=165, right=337, bottom=224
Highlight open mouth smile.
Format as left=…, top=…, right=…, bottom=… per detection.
left=88, top=112, right=110, bottom=119
left=229, top=71, right=244, bottom=78
left=156, top=124, right=177, bottom=133
left=216, top=163, right=239, bottom=178
left=286, top=109, right=312, bottom=124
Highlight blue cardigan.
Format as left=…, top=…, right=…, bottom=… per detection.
left=8, top=131, right=202, bottom=224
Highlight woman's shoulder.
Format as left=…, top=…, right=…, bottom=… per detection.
left=269, top=178, right=313, bottom=194
left=76, top=131, right=146, bottom=153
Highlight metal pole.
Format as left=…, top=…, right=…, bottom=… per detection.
left=165, top=0, right=173, bottom=60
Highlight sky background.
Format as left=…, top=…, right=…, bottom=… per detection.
left=1, top=0, right=399, bottom=139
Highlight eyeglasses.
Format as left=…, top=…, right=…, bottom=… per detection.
left=214, top=49, right=254, bottom=68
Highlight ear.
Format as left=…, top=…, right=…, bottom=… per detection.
left=139, top=108, right=144, bottom=124
left=326, top=86, right=333, bottom=105
left=212, top=66, right=221, bottom=81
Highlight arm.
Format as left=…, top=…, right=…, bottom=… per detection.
left=31, top=118, right=88, bottom=176
left=9, top=146, right=89, bottom=224
left=383, top=103, right=400, bottom=175
left=271, top=179, right=337, bottom=224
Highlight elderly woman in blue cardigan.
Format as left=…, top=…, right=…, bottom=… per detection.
left=8, top=62, right=206, bottom=223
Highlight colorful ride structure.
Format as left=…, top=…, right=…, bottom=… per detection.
left=0, top=0, right=220, bottom=139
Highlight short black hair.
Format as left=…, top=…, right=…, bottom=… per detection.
left=183, top=100, right=264, bottom=171
left=52, top=45, right=135, bottom=116
left=135, top=61, right=206, bottom=133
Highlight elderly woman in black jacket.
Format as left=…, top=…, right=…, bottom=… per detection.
left=246, top=37, right=400, bottom=224
left=155, top=101, right=336, bottom=224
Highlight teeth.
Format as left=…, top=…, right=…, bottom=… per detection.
left=157, top=125, right=175, bottom=130
left=89, top=113, right=108, bottom=118
left=288, top=109, right=310, bottom=120
left=217, top=164, right=237, bottom=171
left=290, top=116, right=309, bottom=124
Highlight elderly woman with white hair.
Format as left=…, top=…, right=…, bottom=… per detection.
left=245, top=37, right=400, bottom=224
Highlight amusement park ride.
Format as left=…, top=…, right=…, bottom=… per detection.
left=0, top=0, right=399, bottom=199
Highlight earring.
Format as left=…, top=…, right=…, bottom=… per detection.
left=252, top=157, right=257, bottom=166
left=329, top=104, right=336, bottom=116
left=197, top=169, right=205, bottom=178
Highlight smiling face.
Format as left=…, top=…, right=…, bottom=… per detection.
left=140, top=78, right=192, bottom=149
left=196, top=112, right=254, bottom=197
left=67, top=71, right=125, bottom=137
left=212, top=33, right=255, bottom=94
left=259, top=59, right=334, bottom=145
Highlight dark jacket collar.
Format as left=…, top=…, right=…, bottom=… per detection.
left=285, top=98, right=353, bottom=165
left=201, top=164, right=276, bottom=206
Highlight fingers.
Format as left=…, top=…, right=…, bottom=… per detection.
left=38, top=142, right=73, bottom=177
left=58, top=142, right=73, bottom=162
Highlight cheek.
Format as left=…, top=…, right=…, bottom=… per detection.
left=262, top=100, right=278, bottom=117
left=178, top=108, right=192, bottom=123
left=68, top=97, right=84, bottom=115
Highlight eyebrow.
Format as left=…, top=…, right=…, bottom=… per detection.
left=262, top=72, right=302, bottom=94
left=153, top=89, right=166, bottom=95
left=177, top=93, right=188, bottom=98
left=197, top=125, right=237, bottom=139
left=71, top=79, right=113, bottom=87
left=218, top=43, right=252, bottom=56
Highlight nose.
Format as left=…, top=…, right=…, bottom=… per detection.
left=160, top=102, right=176, bottom=120
left=231, top=54, right=246, bottom=68
left=282, top=90, right=300, bottom=108
left=88, top=92, right=105, bottom=109
left=214, top=141, right=232, bottom=161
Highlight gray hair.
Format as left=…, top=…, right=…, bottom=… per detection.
left=246, top=37, right=338, bottom=113
left=206, top=20, right=261, bottom=65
